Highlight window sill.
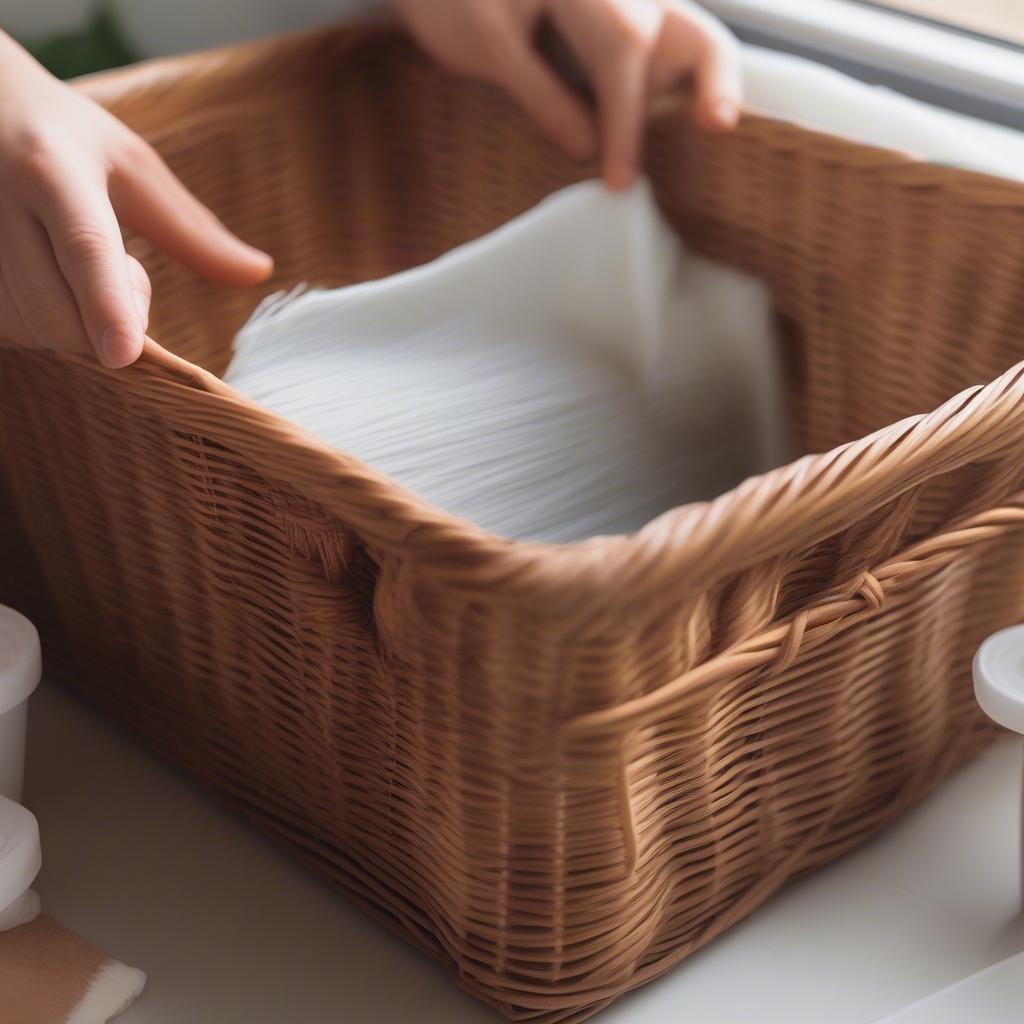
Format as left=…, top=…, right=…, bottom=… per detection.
left=703, top=0, right=1024, bottom=127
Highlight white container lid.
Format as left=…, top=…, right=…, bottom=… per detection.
left=0, top=796, right=41, bottom=920
left=974, top=624, right=1024, bottom=734
left=0, top=606, right=42, bottom=718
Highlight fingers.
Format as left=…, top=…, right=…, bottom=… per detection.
left=542, top=0, right=741, bottom=188
left=593, top=42, right=650, bottom=191
left=30, top=170, right=145, bottom=368
left=0, top=61, right=269, bottom=369
left=689, top=19, right=742, bottom=131
left=126, top=253, right=152, bottom=333
left=392, top=0, right=597, bottom=161
left=0, top=205, right=92, bottom=355
left=549, top=0, right=663, bottom=191
left=487, top=32, right=597, bottom=162
left=0, top=273, right=28, bottom=350
left=392, top=0, right=741, bottom=189
left=6, top=135, right=264, bottom=369
left=1, top=195, right=153, bottom=365
left=110, top=141, right=273, bottom=287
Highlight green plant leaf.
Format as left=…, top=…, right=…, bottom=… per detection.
left=24, top=3, right=138, bottom=80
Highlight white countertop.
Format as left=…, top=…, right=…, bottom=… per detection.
left=23, top=682, right=1024, bottom=1024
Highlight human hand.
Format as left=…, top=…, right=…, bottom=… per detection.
left=389, top=0, right=741, bottom=190
left=0, top=32, right=273, bottom=368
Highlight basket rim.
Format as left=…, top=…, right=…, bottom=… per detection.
left=60, top=338, right=1024, bottom=612
left=78, top=20, right=1024, bottom=209
left=59, top=22, right=1024, bottom=611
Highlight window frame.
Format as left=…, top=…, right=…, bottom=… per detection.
left=858, top=1, right=1024, bottom=48
left=701, top=0, right=1024, bottom=130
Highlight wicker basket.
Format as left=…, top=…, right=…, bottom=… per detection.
left=3, top=21, right=1024, bottom=1022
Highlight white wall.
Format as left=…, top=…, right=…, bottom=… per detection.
left=3, top=0, right=381, bottom=56
left=2, top=0, right=93, bottom=42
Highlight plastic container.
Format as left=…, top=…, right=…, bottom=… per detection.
left=0, top=606, right=42, bottom=803
left=974, top=624, right=1024, bottom=902
left=0, top=796, right=41, bottom=932
left=973, top=624, right=1024, bottom=734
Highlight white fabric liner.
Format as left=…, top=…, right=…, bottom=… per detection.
left=227, top=46, right=1020, bottom=544
left=741, top=45, right=1021, bottom=179
left=228, top=180, right=787, bottom=543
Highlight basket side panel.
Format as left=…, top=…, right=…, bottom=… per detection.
left=648, top=115, right=1024, bottom=457
left=5, top=359, right=1024, bottom=1024
left=638, top=542, right=1013, bottom=962
left=0, top=352, right=397, bottom=882
left=547, top=521, right=1021, bottom=1020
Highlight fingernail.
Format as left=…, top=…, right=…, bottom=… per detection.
left=246, top=245, right=274, bottom=270
left=604, top=165, right=634, bottom=193
left=101, top=327, right=139, bottom=368
left=714, top=99, right=739, bottom=128
left=134, top=290, right=150, bottom=330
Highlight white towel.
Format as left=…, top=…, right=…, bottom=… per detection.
left=226, top=180, right=787, bottom=543
left=742, top=46, right=1022, bottom=180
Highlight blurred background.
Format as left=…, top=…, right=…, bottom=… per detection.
left=5, top=1, right=1024, bottom=82
left=3, top=0, right=378, bottom=77
left=887, top=1, right=1024, bottom=44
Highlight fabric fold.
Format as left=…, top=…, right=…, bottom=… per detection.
left=227, top=179, right=787, bottom=543
left=0, top=915, right=145, bottom=1024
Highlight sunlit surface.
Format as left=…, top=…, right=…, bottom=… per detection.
left=878, top=0, right=1024, bottom=45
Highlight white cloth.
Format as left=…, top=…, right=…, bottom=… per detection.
left=742, top=45, right=1022, bottom=180
left=226, top=180, right=787, bottom=543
